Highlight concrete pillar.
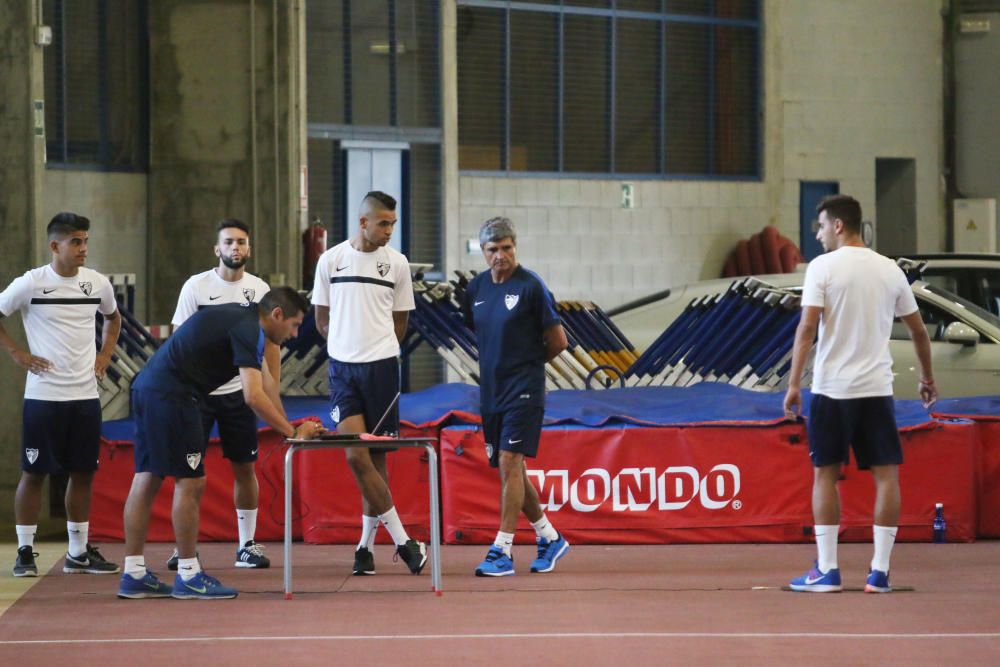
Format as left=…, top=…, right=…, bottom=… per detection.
left=147, top=0, right=305, bottom=322
left=0, top=1, right=45, bottom=521
left=441, top=0, right=460, bottom=277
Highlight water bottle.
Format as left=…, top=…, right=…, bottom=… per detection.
left=932, top=502, right=946, bottom=543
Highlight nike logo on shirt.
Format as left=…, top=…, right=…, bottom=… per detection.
left=474, top=300, right=486, bottom=306
left=42, top=288, right=56, bottom=294
left=336, top=265, right=349, bottom=271
left=209, top=295, right=222, bottom=301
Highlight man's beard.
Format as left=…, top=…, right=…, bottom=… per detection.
left=221, top=255, right=247, bottom=269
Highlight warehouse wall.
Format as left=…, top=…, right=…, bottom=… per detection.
left=447, top=0, right=946, bottom=309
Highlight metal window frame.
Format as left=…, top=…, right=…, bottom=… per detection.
left=456, top=0, right=763, bottom=180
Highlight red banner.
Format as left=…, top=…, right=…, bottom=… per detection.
left=296, top=426, right=436, bottom=544
left=440, top=421, right=978, bottom=545
left=91, top=426, right=307, bottom=543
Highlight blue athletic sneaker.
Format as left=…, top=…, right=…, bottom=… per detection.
left=865, top=569, right=892, bottom=593
left=171, top=571, right=239, bottom=599
left=117, top=571, right=173, bottom=599
left=530, top=533, right=570, bottom=573
left=475, top=546, right=514, bottom=577
left=789, top=561, right=842, bottom=592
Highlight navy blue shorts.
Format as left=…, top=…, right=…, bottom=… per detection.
left=807, top=394, right=903, bottom=470
left=21, top=398, right=102, bottom=474
left=482, top=405, right=545, bottom=468
left=131, top=387, right=208, bottom=478
left=202, top=391, right=259, bottom=463
left=328, top=356, right=400, bottom=440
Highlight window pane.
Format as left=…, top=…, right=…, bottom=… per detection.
left=668, top=0, right=758, bottom=20
left=564, top=14, right=610, bottom=172
left=457, top=7, right=505, bottom=169
left=713, top=25, right=758, bottom=175
left=664, top=22, right=710, bottom=174
left=63, top=0, right=102, bottom=163
left=105, top=0, right=147, bottom=169
left=349, top=1, right=391, bottom=125
left=615, top=18, right=660, bottom=173
left=617, top=1, right=664, bottom=12
left=306, top=0, right=346, bottom=125
left=509, top=11, right=558, bottom=171
left=395, top=0, right=440, bottom=127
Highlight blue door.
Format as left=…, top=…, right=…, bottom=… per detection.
left=800, top=181, right=839, bottom=261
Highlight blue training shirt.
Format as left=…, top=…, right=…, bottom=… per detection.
left=463, top=265, right=561, bottom=413
left=134, top=303, right=265, bottom=398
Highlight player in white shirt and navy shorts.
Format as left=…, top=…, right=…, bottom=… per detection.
left=0, top=212, right=122, bottom=578
left=168, top=218, right=276, bottom=570
left=783, top=195, right=938, bottom=594
left=312, top=191, right=427, bottom=578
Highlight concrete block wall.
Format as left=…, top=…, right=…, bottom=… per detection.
left=451, top=0, right=945, bottom=311
left=42, top=172, right=149, bottom=317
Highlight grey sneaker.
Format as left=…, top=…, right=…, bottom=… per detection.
left=394, top=539, right=427, bottom=575
left=64, top=544, right=120, bottom=574
left=13, top=546, right=38, bottom=577
left=353, top=546, right=375, bottom=576
left=234, top=541, right=270, bottom=569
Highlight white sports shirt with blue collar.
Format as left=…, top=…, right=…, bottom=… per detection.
left=171, top=268, right=270, bottom=395
left=311, top=239, right=415, bottom=363
left=0, top=265, right=117, bottom=401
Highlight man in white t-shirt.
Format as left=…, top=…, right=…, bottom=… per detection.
left=0, top=212, right=121, bottom=577
left=783, top=195, right=938, bottom=594
left=312, top=191, right=426, bottom=577
left=167, top=219, right=277, bottom=570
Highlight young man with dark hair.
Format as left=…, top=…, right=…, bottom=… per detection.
left=0, top=212, right=121, bottom=577
left=784, top=195, right=938, bottom=593
left=118, top=286, right=322, bottom=599
left=312, top=191, right=427, bottom=577
left=168, top=218, right=276, bottom=570
left=462, top=217, right=571, bottom=577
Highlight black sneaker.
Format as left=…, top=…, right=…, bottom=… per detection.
left=234, top=541, right=270, bottom=569
left=353, top=546, right=375, bottom=576
left=13, top=546, right=38, bottom=577
left=64, top=544, right=120, bottom=574
left=394, top=539, right=427, bottom=575
left=166, top=550, right=199, bottom=571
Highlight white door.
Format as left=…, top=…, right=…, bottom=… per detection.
left=342, top=140, right=408, bottom=253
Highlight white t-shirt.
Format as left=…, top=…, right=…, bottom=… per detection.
left=801, top=246, right=918, bottom=398
left=0, top=265, right=118, bottom=401
left=172, top=269, right=270, bottom=395
left=311, top=240, right=415, bottom=363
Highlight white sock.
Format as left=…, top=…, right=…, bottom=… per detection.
left=815, top=524, right=839, bottom=572
left=124, top=555, right=146, bottom=579
left=67, top=521, right=88, bottom=557
left=531, top=515, right=559, bottom=542
left=493, top=531, right=515, bottom=557
left=358, top=515, right=380, bottom=551
left=377, top=507, right=410, bottom=546
left=236, top=508, right=258, bottom=547
left=177, top=557, right=202, bottom=582
left=15, top=525, right=37, bottom=550
left=871, top=525, right=898, bottom=573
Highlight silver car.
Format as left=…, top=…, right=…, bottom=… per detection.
left=611, top=273, right=1000, bottom=400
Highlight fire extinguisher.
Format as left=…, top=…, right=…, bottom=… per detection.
left=302, top=217, right=327, bottom=290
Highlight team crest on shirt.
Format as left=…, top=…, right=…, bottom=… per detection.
left=242, top=288, right=255, bottom=305
left=377, top=261, right=390, bottom=277
left=484, top=442, right=494, bottom=460
left=78, top=281, right=92, bottom=296
left=505, top=294, right=519, bottom=310
left=330, top=406, right=340, bottom=424
left=186, top=453, right=202, bottom=470
left=25, top=448, right=39, bottom=465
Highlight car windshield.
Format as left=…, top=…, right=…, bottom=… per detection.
left=923, top=283, right=1000, bottom=329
